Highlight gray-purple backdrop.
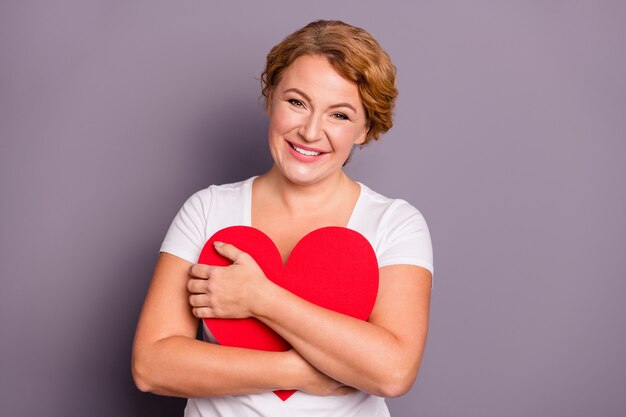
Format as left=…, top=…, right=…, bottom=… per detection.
left=1, top=1, right=625, bottom=416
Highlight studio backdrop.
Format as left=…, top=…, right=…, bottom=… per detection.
left=1, top=1, right=625, bottom=416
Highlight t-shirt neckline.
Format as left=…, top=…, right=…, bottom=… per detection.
left=243, top=176, right=364, bottom=229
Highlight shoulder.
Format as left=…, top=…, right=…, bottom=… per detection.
left=353, top=183, right=433, bottom=274
left=183, top=176, right=255, bottom=209
left=169, top=175, right=256, bottom=235
left=160, top=177, right=255, bottom=263
left=356, top=183, right=427, bottom=228
left=190, top=176, right=255, bottom=200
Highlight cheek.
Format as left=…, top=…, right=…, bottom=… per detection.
left=269, top=106, right=300, bottom=134
left=328, top=125, right=365, bottom=148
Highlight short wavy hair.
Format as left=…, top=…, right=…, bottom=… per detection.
left=261, top=20, right=398, bottom=145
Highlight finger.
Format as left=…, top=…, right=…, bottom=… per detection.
left=213, top=241, right=247, bottom=263
left=192, top=307, right=215, bottom=319
left=188, top=293, right=211, bottom=308
left=187, top=277, right=210, bottom=294
left=188, top=263, right=213, bottom=279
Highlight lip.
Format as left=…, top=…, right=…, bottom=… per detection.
left=286, top=141, right=328, bottom=154
left=286, top=140, right=328, bottom=162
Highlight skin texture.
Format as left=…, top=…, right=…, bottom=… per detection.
left=132, top=252, right=351, bottom=397
left=266, top=55, right=368, bottom=188
left=132, top=55, right=432, bottom=399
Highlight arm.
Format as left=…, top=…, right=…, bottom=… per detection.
left=258, top=264, right=432, bottom=397
left=131, top=252, right=351, bottom=397
left=189, top=244, right=432, bottom=397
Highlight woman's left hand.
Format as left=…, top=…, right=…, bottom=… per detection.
left=187, top=242, right=271, bottom=319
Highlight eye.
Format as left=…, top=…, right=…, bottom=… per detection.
left=332, top=113, right=349, bottom=121
left=287, top=98, right=304, bottom=108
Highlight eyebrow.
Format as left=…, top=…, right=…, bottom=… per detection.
left=283, top=88, right=358, bottom=113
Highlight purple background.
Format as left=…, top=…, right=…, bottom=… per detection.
left=1, top=1, right=625, bottom=416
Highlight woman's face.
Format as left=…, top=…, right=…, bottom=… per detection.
left=267, top=55, right=369, bottom=186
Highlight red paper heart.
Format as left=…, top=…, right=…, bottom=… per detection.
left=198, top=226, right=379, bottom=401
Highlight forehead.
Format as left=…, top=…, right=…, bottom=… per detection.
left=277, top=55, right=362, bottom=104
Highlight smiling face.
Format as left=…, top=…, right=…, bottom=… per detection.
left=266, top=55, right=369, bottom=186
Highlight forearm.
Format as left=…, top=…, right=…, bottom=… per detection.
left=134, top=252, right=353, bottom=398
left=255, top=284, right=423, bottom=397
left=187, top=252, right=431, bottom=397
left=132, top=334, right=297, bottom=398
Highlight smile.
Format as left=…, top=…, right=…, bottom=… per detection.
left=289, top=142, right=323, bottom=156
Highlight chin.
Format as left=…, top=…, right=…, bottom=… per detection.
left=283, top=171, right=322, bottom=186
left=278, top=165, right=327, bottom=186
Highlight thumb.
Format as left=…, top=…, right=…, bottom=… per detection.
left=213, top=241, right=246, bottom=263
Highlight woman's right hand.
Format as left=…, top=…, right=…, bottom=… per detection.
left=286, top=349, right=356, bottom=396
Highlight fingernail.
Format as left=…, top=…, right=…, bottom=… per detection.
left=213, top=241, right=224, bottom=248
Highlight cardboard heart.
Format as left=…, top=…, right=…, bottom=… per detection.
left=198, top=226, right=379, bottom=401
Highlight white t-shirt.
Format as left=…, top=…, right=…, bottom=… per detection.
left=160, top=176, right=433, bottom=417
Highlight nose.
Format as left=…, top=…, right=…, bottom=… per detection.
left=298, top=112, right=324, bottom=143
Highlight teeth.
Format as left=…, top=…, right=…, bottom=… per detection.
left=291, top=143, right=321, bottom=156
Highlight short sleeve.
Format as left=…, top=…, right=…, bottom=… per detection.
left=376, top=201, right=434, bottom=275
left=159, top=189, right=210, bottom=263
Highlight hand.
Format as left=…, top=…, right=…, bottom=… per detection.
left=187, top=242, right=272, bottom=319
left=286, top=349, right=356, bottom=396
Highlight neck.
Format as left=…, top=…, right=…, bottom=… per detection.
left=258, top=166, right=356, bottom=211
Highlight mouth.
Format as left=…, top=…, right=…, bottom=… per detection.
left=288, top=142, right=326, bottom=157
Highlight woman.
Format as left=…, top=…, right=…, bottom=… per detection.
left=132, top=20, right=433, bottom=416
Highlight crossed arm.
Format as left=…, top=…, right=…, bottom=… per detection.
left=132, top=243, right=431, bottom=398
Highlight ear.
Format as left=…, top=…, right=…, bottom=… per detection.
left=354, top=121, right=370, bottom=145
left=265, top=89, right=275, bottom=117
left=265, top=100, right=272, bottom=117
